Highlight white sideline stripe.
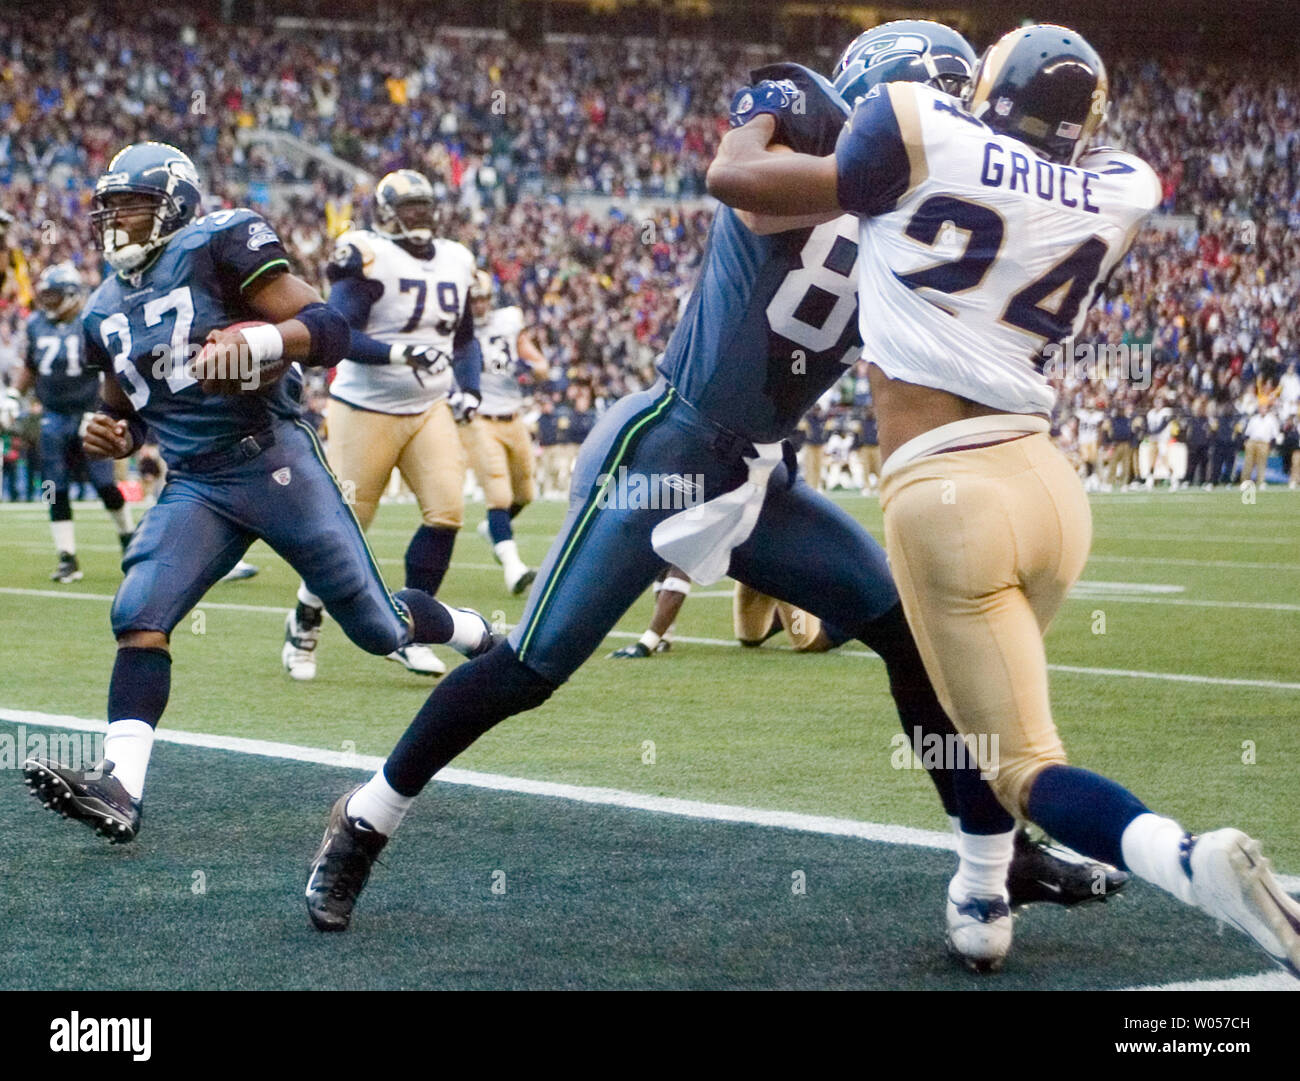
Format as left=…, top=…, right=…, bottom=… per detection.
left=1092, top=532, right=1299, bottom=546
left=1123, top=971, right=1299, bottom=991
left=4, top=586, right=1300, bottom=692
left=1088, top=555, right=1300, bottom=572
left=3, top=706, right=1298, bottom=897
left=1072, top=580, right=1185, bottom=595
left=0, top=707, right=953, bottom=852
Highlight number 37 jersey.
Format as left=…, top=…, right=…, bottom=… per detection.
left=836, top=81, right=1162, bottom=416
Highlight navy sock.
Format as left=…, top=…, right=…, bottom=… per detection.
left=487, top=508, right=513, bottom=545
left=404, top=525, right=456, bottom=595
left=1026, top=764, right=1150, bottom=869
left=385, top=645, right=555, bottom=795
left=107, top=646, right=172, bottom=728
left=394, top=588, right=453, bottom=645
left=860, top=604, right=1014, bottom=833
left=96, top=483, right=125, bottom=512
left=50, top=489, right=72, bottom=522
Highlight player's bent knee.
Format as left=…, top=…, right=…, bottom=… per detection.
left=421, top=511, right=463, bottom=530
left=117, top=629, right=169, bottom=652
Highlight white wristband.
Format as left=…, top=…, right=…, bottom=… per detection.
left=240, top=323, right=284, bottom=363
left=389, top=343, right=410, bottom=365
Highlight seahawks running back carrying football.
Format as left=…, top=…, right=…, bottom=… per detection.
left=22, top=143, right=496, bottom=844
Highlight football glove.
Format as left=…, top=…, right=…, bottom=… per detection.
left=390, top=343, right=451, bottom=386
left=449, top=388, right=481, bottom=424
left=729, top=62, right=851, bottom=157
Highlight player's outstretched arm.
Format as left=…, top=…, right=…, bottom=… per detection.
left=517, top=329, right=549, bottom=377
left=707, top=115, right=840, bottom=217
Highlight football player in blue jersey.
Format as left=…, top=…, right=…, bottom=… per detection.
left=12, top=264, right=135, bottom=582
left=305, top=26, right=1125, bottom=949
left=707, top=23, right=1300, bottom=977
left=22, top=142, right=497, bottom=845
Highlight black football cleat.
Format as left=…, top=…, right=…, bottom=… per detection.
left=23, top=758, right=142, bottom=844
left=305, top=786, right=388, bottom=932
left=608, top=641, right=652, bottom=659
left=1007, top=829, right=1129, bottom=909
left=50, top=552, right=82, bottom=584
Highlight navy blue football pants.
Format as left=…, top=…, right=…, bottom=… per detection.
left=111, top=419, right=411, bottom=653
left=509, top=381, right=899, bottom=683
left=40, top=410, right=117, bottom=494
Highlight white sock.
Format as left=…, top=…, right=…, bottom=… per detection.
left=346, top=771, right=413, bottom=836
left=109, top=505, right=133, bottom=535
left=51, top=520, right=75, bottom=555
left=494, top=539, right=527, bottom=578
left=1121, top=812, right=1194, bottom=904
left=950, top=828, right=1015, bottom=902
left=638, top=630, right=661, bottom=651
left=447, top=605, right=487, bottom=652
left=103, top=719, right=155, bottom=801
left=297, top=583, right=323, bottom=609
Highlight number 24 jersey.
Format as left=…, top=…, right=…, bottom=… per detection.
left=836, top=81, right=1162, bottom=416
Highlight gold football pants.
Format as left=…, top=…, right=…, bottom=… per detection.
left=324, top=397, right=465, bottom=530
left=880, top=432, right=1090, bottom=815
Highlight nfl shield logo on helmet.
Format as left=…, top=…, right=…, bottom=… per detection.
left=273, top=467, right=292, bottom=486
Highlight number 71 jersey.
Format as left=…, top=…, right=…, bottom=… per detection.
left=837, top=81, right=1162, bottom=416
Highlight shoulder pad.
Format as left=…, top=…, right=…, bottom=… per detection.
left=327, top=231, right=376, bottom=282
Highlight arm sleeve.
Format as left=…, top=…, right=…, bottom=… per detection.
left=82, top=322, right=112, bottom=373
left=834, top=84, right=913, bottom=217
left=210, top=211, right=292, bottom=295
left=452, top=333, right=482, bottom=396
left=326, top=276, right=391, bottom=365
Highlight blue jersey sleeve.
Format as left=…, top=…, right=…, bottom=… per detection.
left=835, top=84, right=912, bottom=217
left=208, top=210, right=292, bottom=295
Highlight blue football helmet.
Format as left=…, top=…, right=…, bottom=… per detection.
left=373, top=169, right=437, bottom=256
left=91, top=142, right=202, bottom=272
left=832, top=20, right=977, bottom=106
left=34, top=263, right=83, bottom=317
left=965, top=25, right=1108, bottom=165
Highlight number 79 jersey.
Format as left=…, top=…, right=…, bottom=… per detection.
left=326, top=230, right=476, bottom=415
left=657, top=206, right=862, bottom=444
left=837, top=81, right=1162, bottom=416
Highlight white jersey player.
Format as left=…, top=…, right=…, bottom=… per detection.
left=708, top=21, right=1300, bottom=980
left=463, top=271, right=549, bottom=594
left=282, top=169, right=486, bottom=681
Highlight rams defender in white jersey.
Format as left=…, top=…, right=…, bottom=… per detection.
left=282, top=170, right=484, bottom=680
left=463, top=270, right=548, bottom=595
left=709, top=24, right=1300, bottom=977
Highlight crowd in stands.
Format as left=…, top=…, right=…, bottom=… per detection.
left=2, top=9, right=1299, bottom=498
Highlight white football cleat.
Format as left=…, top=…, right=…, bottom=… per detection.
left=506, top=565, right=536, bottom=596
left=1187, top=829, right=1300, bottom=978
left=220, top=560, right=259, bottom=582
left=386, top=643, right=446, bottom=676
left=282, top=607, right=321, bottom=681
left=946, top=889, right=1013, bottom=973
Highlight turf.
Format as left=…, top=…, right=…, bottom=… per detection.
left=0, top=487, right=1297, bottom=988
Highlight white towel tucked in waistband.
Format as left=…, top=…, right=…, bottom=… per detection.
left=650, top=441, right=783, bottom=585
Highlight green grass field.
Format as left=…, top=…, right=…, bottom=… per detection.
left=1, top=487, right=1297, bottom=989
